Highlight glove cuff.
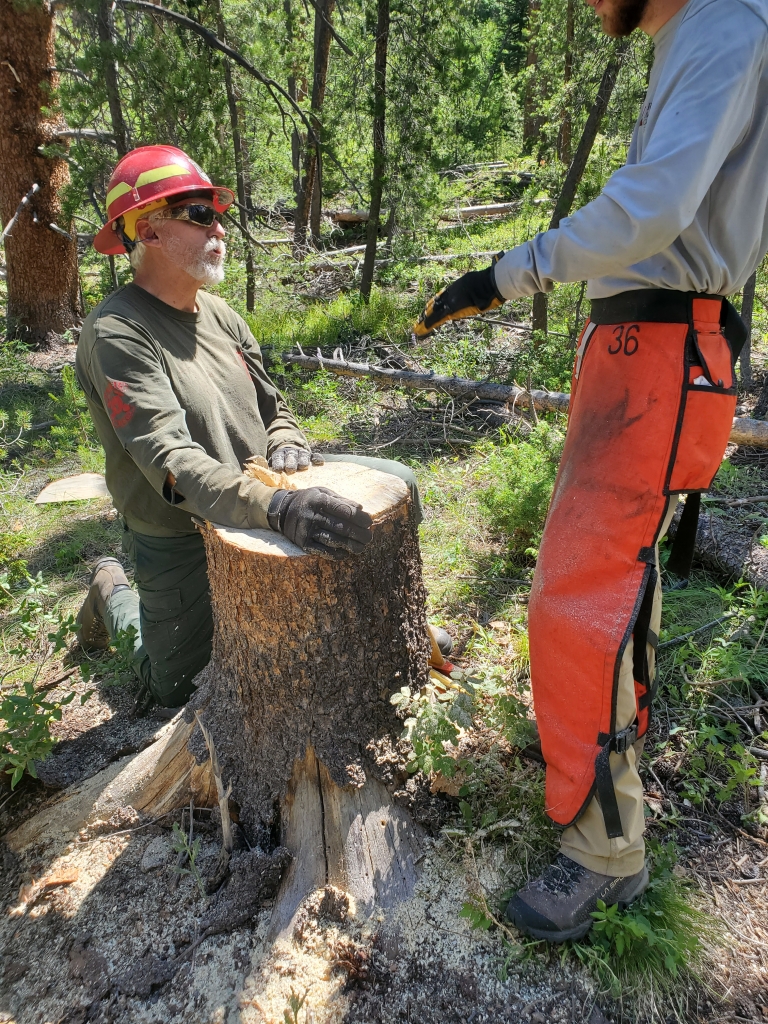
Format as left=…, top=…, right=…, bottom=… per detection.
left=267, top=489, right=295, bottom=532
left=489, top=253, right=506, bottom=304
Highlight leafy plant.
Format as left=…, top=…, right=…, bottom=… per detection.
left=170, top=821, right=206, bottom=897
left=0, top=681, right=90, bottom=787
left=391, top=677, right=476, bottom=778
left=479, top=423, right=564, bottom=558
left=283, top=988, right=308, bottom=1024
left=569, top=841, right=714, bottom=1013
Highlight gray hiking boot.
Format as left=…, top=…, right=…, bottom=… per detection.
left=507, top=854, right=649, bottom=942
left=76, top=557, right=130, bottom=652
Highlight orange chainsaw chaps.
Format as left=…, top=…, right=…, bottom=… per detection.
left=528, top=312, right=736, bottom=833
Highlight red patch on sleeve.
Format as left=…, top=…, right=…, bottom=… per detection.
left=236, top=349, right=250, bottom=374
left=103, top=379, right=135, bottom=429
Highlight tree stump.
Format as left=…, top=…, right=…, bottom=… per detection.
left=188, top=460, right=430, bottom=933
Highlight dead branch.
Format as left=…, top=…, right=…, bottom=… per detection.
left=1, top=183, right=40, bottom=242
left=54, top=128, right=115, bottom=143
left=282, top=352, right=570, bottom=414
left=221, top=210, right=271, bottom=254
left=47, top=222, right=72, bottom=240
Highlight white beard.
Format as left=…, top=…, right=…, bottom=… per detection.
left=163, top=234, right=226, bottom=285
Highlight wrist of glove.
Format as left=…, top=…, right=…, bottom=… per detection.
left=413, top=252, right=505, bottom=337
left=269, top=445, right=325, bottom=474
left=267, top=486, right=373, bottom=559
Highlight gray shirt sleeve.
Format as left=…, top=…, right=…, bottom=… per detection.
left=84, top=320, right=280, bottom=530
left=493, top=2, right=766, bottom=299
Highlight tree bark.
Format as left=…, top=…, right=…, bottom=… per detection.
left=213, top=0, right=255, bottom=310
left=0, top=0, right=80, bottom=346
left=531, top=43, right=627, bottom=337
left=97, top=0, right=129, bottom=157
left=359, top=0, right=389, bottom=302
left=293, top=0, right=335, bottom=257
left=740, top=270, right=756, bottom=389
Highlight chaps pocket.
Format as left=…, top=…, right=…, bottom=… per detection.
left=667, top=386, right=736, bottom=493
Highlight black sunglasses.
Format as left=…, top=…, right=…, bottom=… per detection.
left=166, top=204, right=224, bottom=227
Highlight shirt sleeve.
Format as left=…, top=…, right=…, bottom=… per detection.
left=234, top=318, right=311, bottom=456
left=84, top=316, right=279, bottom=529
left=493, top=3, right=767, bottom=298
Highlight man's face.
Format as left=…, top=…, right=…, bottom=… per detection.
left=147, top=200, right=227, bottom=285
left=586, top=0, right=650, bottom=36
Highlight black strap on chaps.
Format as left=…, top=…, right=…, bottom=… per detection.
left=594, top=566, right=657, bottom=840
left=666, top=493, right=701, bottom=580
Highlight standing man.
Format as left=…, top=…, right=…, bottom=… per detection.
left=76, top=145, right=441, bottom=713
left=416, top=0, right=768, bottom=940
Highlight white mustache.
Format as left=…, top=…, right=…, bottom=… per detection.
left=204, top=239, right=226, bottom=260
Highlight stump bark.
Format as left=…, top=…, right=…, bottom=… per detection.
left=191, top=461, right=429, bottom=931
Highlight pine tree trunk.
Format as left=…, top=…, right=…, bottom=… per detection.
left=531, top=43, right=627, bottom=339
left=214, top=0, right=255, bottom=311
left=0, top=0, right=80, bottom=346
left=740, top=270, right=756, bottom=389
left=293, top=0, right=335, bottom=257
left=359, top=0, right=389, bottom=302
left=97, top=0, right=129, bottom=157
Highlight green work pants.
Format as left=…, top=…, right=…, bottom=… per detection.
left=104, top=454, right=421, bottom=708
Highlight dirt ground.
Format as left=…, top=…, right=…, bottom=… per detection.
left=2, top=669, right=768, bottom=1024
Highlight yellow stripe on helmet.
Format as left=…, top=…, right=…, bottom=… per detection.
left=105, top=180, right=132, bottom=211
left=135, top=164, right=192, bottom=188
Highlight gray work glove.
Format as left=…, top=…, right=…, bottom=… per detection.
left=267, top=486, right=373, bottom=558
left=269, top=445, right=325, bottom=474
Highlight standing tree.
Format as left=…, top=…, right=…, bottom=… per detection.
left=531, top=43, right=627, bottom=335
left=293, top=0, right=336, bottom=256
left=0, top=0, right=80, bottom=346
left=359, top=0, right=389, bottom=301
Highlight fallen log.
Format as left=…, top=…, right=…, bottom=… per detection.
left=281, top=352, right=570, bottom=415
left=282, top=353, right=768, bottom=449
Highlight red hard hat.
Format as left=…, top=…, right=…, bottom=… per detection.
left=93, top=144, right=234, bottom=255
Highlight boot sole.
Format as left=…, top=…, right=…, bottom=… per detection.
left=508, top=865, right=650, bottom=943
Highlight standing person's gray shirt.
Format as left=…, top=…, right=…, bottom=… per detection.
left=492, top=0, right=768, bottom=301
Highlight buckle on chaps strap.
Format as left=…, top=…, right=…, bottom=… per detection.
left=594, top=723, right=639, bottom=839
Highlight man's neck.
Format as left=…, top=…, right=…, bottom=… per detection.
left=640, top=0, right=689, bottom=36
left=132, top=263, right=201, bottom=312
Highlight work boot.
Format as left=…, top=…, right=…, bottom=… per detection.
left=76, top=557, right=130, bottom=652
left=430, top=624, right=453, bottom=658
left=507, top=854, right=649, bottom=943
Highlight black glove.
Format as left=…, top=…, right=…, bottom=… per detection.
left=269, top=445, right=325, bottom=474
left=267, top=486, right=373, bottom=558
left=413, top=252, right=505, bottom=337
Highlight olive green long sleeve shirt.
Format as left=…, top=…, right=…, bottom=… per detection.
left=76, top=283, right=308, bottom=537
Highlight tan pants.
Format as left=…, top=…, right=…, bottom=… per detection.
left=559, top=497, right=678, bottom=877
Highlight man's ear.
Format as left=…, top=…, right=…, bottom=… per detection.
left=135, top=219, right=162, bottom=247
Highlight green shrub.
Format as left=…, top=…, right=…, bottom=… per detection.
left=479, top=423, right=564, bottom=557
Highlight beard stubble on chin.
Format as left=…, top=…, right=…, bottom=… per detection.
left=602, top=0, right=651, bottom=36
left=163, top=233, right=227, bottom=285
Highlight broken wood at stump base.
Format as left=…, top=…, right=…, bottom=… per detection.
left=193, top=461, right=429, bottom=929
